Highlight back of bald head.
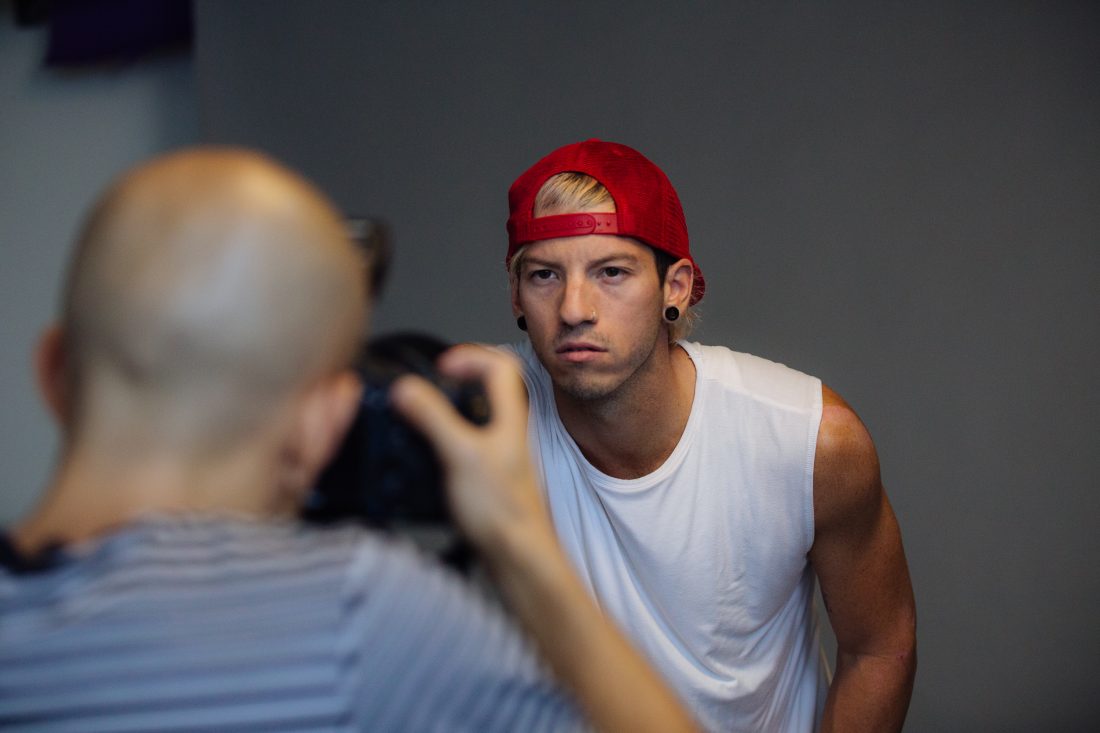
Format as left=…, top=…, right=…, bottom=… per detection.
left=60, top=147, right=367, bottom=454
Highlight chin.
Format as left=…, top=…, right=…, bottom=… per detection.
left=554, top=373, right=621, bottom=403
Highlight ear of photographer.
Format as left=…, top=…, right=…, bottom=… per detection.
left=0, top=148, right=697, bottom=732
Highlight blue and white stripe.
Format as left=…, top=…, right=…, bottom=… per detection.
left=0, top=515, right=586, bottom=732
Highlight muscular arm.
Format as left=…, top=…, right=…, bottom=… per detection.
left=810, top=385, right=917, bottom=732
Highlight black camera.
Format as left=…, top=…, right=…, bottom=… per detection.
left=301, top=219, right=489, bottom=570
left=302, top=331, right=490, bottom=536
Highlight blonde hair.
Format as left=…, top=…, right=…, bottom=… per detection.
left=513, top=172, right=698, bottom=342
left=533, top=171, right=614, bottom=216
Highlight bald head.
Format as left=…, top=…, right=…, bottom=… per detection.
left=59, top=148, right=367, bottom=456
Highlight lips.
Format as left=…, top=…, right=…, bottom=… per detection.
left=556, top=341, right=605, bottom=363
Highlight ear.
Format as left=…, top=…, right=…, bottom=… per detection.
left=278, top=370, right=362, bottom=503
left=511, top=282, right=523, bottom=319
left=509, top=265, right=524, bottom=318
left=34, top=324, right=70, bottom=427
left=663, top=258, right=695, bottom=309
left=508, top=249, right=528, bottom=318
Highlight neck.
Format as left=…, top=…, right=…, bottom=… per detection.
left=11, top=440, right=289, bottom=556
left=554, top=342, right=696, bottom=479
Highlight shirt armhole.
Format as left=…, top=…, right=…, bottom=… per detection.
left=804, top=378, right=824, bottom=552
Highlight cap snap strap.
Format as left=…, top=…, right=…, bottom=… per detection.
left=510, top=212, right=619, bottom=244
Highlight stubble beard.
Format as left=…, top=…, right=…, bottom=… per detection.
left=545, top=320, right=665, bottom=407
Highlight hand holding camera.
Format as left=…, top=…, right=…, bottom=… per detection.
left=389, top=344, right=557, bottom=561
left=301, top=220, right=553, bottom=568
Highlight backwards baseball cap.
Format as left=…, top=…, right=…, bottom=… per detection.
left=506, top=139, right=705, bottom=305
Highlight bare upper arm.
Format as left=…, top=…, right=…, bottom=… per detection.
left=810, top=385, right=916, bottom=657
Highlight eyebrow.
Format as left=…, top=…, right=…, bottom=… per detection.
left=522, top=253, right=644, bottom=269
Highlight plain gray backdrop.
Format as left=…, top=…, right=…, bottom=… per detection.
left=0, top=4, right=198, bottom=521
left=2, top=2, right=1096, bottom=731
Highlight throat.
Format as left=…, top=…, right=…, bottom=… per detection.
left=577, top=429, right=675, bottom=480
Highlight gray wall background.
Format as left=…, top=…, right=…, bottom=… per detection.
left=0, top=4, right=197, bottom=521
left=1, top=1, right=1095, bottom=731
left=194, top=3, right=1098, bottom=730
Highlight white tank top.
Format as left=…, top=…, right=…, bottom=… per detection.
left=507, top=340, right=825, bottom=732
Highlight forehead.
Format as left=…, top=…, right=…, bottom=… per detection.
left=519, top=234, right=655, bottom=268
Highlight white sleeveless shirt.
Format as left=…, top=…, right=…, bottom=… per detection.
left=507, top=340, right=825, bottom=732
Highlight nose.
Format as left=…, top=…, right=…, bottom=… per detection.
left=559, top=278, right=596, bottom=328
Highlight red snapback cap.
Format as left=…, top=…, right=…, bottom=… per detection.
left=506, top=139, right=705, bottom=305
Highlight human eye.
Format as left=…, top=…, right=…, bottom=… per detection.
left=600, top=265, right=628, bottom=280
left=528, top=268, right=557, bottom=282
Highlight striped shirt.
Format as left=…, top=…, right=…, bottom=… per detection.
left=0, top=515, right=587, bottom=732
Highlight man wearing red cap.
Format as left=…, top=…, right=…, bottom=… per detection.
left=503, top=139, right=916, bottom=732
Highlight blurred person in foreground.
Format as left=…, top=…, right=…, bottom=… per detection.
left=0, top=148, right=697, bottom=732
left=502, top=139, right=917, bottom=732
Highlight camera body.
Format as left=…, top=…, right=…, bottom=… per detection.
left=302, top=332, right=489, bottom=531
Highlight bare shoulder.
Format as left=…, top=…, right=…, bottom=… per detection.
left=811, top=387, right=917, bottom=730
left=813, top=384, right=883, bottom=531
